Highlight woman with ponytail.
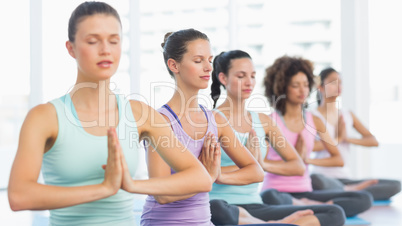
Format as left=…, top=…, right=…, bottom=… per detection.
left=140, top=29, right=265, bottom=225
left=208, top=50, right=346, bottom=226
left=310, top=67, right=401, bottom=201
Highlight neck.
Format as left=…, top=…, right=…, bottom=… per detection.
left=169, top=81, right=201, bottom=113
left=283, top=102, right=303, bottom=119
left=219, top=94, right=247, bottom=117
left=318, top=97, right=338, bottom=113
left=70, top=79, right=113, bottom=110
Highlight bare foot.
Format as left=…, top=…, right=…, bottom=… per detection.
left=267, top=209, right=314, bottom=224
left=293, top=197, right=324, bottom=206
left=344, top=179, right=379, bottom=191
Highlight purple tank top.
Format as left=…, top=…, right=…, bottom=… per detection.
left=261, top=111, right=316, bottom=193
left=141, top=105, right=217, bottom=226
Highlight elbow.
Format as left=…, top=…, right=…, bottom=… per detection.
left=295, top=163, right=306, bottom=176
left=255, top=165, right=265, bottom=183
left=8, top=190, right=27, bottom=211
left=154, top=196, right=170, bottom=205
left=196, top=172, right=213, bottom=193
left=337, top=157, right=345, bottom=167
left=373, top=139, right=379, bottom=147
left=199, top=179, right=213, bottom=193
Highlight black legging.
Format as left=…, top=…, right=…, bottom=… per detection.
left=260, top=188, right=373, bottom=217
left=210, top=199, right=345, bottom=226
left=311, top=173, right=401, bottom=200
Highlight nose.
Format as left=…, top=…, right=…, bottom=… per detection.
left=204, top=61, right=212, bottom=72
left=100, top=40, right=111, bottom=55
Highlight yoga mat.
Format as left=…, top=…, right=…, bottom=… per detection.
left=345, top=216, right=370, bottom=225
left=373, top=199, right=391, bottom=206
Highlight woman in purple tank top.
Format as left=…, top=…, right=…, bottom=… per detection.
left=141, top=29, right=264, bottom=225
left=260, top=55, right=373, bottom=217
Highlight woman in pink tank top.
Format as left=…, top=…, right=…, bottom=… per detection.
left=260, top=56, right=373, bottom=217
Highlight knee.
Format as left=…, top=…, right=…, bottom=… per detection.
left=389, top=180, right=401, bottom=195
left=354, top=191, right=373, bottom=212
left=323, top=204, right=346, bottom=226
left=260, top=189, right=283, bottom=205
left=311, top=174, right=326, bottom=190
left=210, top=199, right=238, bottom=225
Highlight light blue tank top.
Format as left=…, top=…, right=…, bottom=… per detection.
left=209, top=110, right=266, bottom=204
left=42, top=94, right=139, bottom=226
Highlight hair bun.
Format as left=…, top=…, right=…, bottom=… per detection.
left=161, top=32, right=173, bottom=48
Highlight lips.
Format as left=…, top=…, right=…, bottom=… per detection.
left=200, top=76, right=210, bottom=80
left=97, top=60, right=113, bottom=68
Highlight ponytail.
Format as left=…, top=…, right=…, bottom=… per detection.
left=211, top=52, right=225, bottom=108
left=210, top=50, right=252, bottom=108
left=317, top=67, right=337, bottom=105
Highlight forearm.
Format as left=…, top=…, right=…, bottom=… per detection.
left=128, top=168, right=212, bottom=196
left=153, top=193, right=196, bottom=205
left=261, top=159, right=305, bottom=176
left=216, top=164, right=263, bottom=185
left=313, top=140, right=325, bottom=152
left=306, top=155, right=344, bottom=167
left=8, top=182, right=112, bottom=211
left=346, top=136, right=379, bottom=147
left=221, top=165, right=239, bottom=173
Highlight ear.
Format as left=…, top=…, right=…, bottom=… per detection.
left=66, top=41, right=76, bottom=59
left=218, top=72, right=227, bottom=86
left=167, top=58, right=179, bottom=74
left=318, top=85, right=324, bottom=93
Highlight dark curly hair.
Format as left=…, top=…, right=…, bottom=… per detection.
left=263, top=55, right=315, bottom=115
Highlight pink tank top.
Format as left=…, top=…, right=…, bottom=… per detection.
left=261, top=110, right=316, bottom=193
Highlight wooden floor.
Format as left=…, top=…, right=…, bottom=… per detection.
left=1, top=190, right=401, bottom=225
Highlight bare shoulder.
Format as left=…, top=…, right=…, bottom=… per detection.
left=21, top=103, right=58, bottom=140
left=258, top=112, right=272, bottom=124
left=129, top=100, right=151, bottom=116
left=312, top=114, right=325, bottom=132
left=27, top=103, right=57, bottom=126
left=129, top=100, right=171, bottom=134
left=212, top=110, right=228, bottom=124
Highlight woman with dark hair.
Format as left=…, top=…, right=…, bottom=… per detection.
left=310, top=67, right=401, bottom=201
left=8, top=2, right=213, bottom=225
left=260, top=55, right=373, bottom=218
left=208, top=50, right=346, bottom=226
left=141, top=29, right=264, bottom=225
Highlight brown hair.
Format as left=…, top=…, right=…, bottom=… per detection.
left=161, top=28, right=209, bottom=77
left=68, top=1, right=121, bottom=43
left=263, top=55, right=315, bottom=115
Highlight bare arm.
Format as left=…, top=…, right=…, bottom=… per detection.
left=8, top=104, right=120, bottom=211
left=258, top=113, right=305, bottom=176
left=119, top=101, right=212, bottom=198
left=306, top=116, right=344, bottom=167
left=145, top=142, right=196, bottom=204
left=346, top=111, right=379, bottom=147
left=313, top=140, right=325, bottom=152
left=214, top=113, right=264, bottom=185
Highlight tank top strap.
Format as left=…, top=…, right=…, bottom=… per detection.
left=199, top=104, right=209, bottom=122
left=303, top=110, right=317, bottom=134
left=249, top=111, right=261, bottom=128
left=157, top=107, right=181, bottom=134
